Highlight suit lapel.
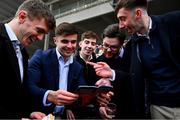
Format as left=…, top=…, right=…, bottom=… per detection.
left=0, top=24, right=21, bottom=83
left=50, top=49, right=60, bottom=90
left=21, top=47, right=29, bottom=81
left=67, top=64, right=74, bottom=90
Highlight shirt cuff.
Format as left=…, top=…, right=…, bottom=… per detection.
left=43, top=90, right=52, bottom=106
left=109, top=69, right=115, bottom=81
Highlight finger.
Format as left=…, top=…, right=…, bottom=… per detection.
left=86, top=61, right=97, bottom=66
left=70, top=113, right=75, bottom=120
left=56, top=95, right=78, bottom=105
left=95, top=79, right=104, bottom=86
left=97, top=96, right=109, bottom=107
left=107, top=91, right=114, bottom=97
left=59, top=90, right=79, bottom=98
left=57, top=98, right=76, bottom=105
left=95, top=67, right=104, bottom=72
left=96, top=79, right=111, bottom=86
left=96, top=62, right=106, bottom=65
left=66, top=111, right=75, bottom=120
left=58, top=94, right=78, bottom=101
left=101, top=94, right=111, bottom=102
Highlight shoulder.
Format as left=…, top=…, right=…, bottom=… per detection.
left=32, top=48, right=56, bottom=57
left=30, top=48, right=56, bottom=63
left=0, top=23, right=10, bottom=43
left=69, top=59, right=84, bottom=73
left=72, top=59, right=83, bottom=68
left=96, top=54, right=105, bottom=62
left=152, top=11, right=180, bottom=26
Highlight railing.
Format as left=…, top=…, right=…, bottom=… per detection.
left=52, top=0, right=113, bottom=19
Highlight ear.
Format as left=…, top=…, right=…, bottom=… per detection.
left=18, top=10, right=28, bottom=24
left=53, top=37, right=57, bottom=44
left=79, top=41, right=82, bottom=47
left=135, top=8, right=142, bottom=18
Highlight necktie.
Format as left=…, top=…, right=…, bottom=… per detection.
left=12, top=40, right=24, bottom=82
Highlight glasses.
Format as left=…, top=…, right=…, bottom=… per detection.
left=102, top=43, right=119, bottom=51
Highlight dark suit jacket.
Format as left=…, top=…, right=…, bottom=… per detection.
left=74, top=51, right=98, bottom=85
left=114, top=11, right=180, bottom=118
left=97, top=50, right=133, bottom=119
left=0, top=23, right=30, bottom=118
left=25, top=49, right=86, bottom=114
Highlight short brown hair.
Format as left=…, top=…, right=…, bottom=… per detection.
left=115, top=0, right=148, bottom=13
left=55, top=22, right=78, bottom=36
left=81, top=31, right=98, bottom=41
left=16, top=0, right=55, bottom=31
left=102, top=23, right=126, bottom=44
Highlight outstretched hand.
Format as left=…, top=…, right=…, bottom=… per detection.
left=29, top=111, right=46, bottom=120
left=87, top=61, right=113, bottom=78
left=48, top=89, right=79, bottom=106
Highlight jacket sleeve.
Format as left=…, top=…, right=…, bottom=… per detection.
left=25, top=49, right=47, bottom=106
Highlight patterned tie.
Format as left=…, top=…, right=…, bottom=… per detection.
left=12, top=40, right=23, bottom=82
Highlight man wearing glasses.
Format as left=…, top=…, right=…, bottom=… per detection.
left=97, top=24, right=133, bottom=119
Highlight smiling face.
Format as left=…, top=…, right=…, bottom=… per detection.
left=117, top=8, right=142, bottom=34
left=102, top=37, right=121, bottom=58
left=18, top=10, right=49, bottom=46
left=54, top=34, right=77, bottom=60
left=79, top=38, right=97, bottom=57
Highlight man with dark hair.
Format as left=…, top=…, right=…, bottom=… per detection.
left=97, top=24, right=133, bottom=119
left=25, top=22, right=86, bottom=119
left=116, top=0, right=180, bottom=119
left=27, top=22, right=112, bottom=119
left=75, top=31, right=98, bottom=85
left=100, top=23, right=126, bottom=59
left=73, top=31, right=99, bottom=118
left=0, top=0, right=55, bottom=118
left=89, top=0, right=180, bottom=119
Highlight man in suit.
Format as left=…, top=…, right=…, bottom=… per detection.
left=0, top=0, right=55, bottom=118
left=25, top=22, right=86, bottom=119
left=89, top=0, right=180, bottom=119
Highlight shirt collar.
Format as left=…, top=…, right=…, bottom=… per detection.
left=79, top=52, right=93, bottom=62
left=56, top=47, right=73, bottom=65
left=5, top=24, right=20, bottom=43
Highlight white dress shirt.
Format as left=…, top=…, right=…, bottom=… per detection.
left=5, top=23, right=24, bottom=82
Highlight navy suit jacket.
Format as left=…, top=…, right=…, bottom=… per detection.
left=114, top=11, right=180, bottom=118
left=26, top=49, right=86, bottom=114
left=0, top=23, right=30, bottom=118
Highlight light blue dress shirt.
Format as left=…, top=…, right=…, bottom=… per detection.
left=43, top=47, right=74, bottom=114
left=5, top=23, right=24, bottom=82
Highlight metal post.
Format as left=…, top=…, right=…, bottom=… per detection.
left=44, top=3, right=52, bottom=51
